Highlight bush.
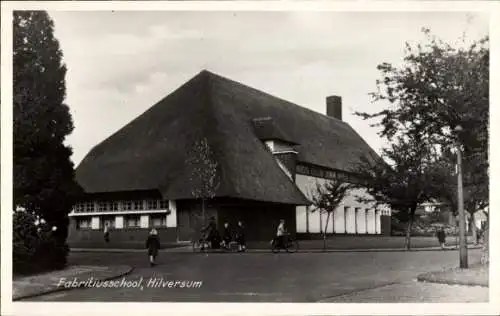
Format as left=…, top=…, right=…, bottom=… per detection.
left=13, top=210, right=69, bottom=275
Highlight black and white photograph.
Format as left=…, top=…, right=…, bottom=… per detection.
left=1, top=1, right=498, bottom=315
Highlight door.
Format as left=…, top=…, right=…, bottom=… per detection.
left=177, top=208, right=192, bottom=241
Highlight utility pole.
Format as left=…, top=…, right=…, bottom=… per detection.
left=455, top=125, right=468, bottom=268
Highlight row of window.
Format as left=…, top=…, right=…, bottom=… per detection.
left=74, top=200, right=169, bottom=213
left=296, top=164, right=366, bottom=185
left=76, top=214, right=167, bottom=229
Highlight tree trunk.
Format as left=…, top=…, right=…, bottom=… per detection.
left=470, top=212, right=478, bottom=245
left=201, top=198, right=205, bottom=225
left=481, top=216, right=489, bottom=264
left=404, top=209, right=414, bottom=251
left=323, top=212, right=331, bottom=251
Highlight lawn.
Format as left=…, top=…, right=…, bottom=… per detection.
left=417, top=263, right=488, bottom=287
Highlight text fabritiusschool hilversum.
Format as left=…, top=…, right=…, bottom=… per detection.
left=57, top=277, right=203, bottom=290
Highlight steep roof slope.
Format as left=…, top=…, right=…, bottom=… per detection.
left=75, top=70, right=378, bottom=204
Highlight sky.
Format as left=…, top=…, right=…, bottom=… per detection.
left=47, top=10, right=489, bottom=166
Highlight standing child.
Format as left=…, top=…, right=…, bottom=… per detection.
left=104, top=222, right=110, bottom=243
left=236, top=221, right=246, bottom=252
left=436, top=227, right=446, bottom=249
left=222, top=222, right=232, bottom=249
left=146, top=228, right=160, bottom=267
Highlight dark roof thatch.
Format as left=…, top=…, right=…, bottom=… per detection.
left=252, top=117, right=298, bottom=145
left=76, top=70, right=378, bottom=205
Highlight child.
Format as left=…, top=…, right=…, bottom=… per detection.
left=222, top=222, right=232, bottom=249
left=236, top=221, right=246, bottom=252
left=104, top=222, right=110, bottom=243
left=436, top=227, right=446, bottom=249
left=146, top=228, right=160, bottom=267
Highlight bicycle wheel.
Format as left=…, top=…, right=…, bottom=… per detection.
left=286, top=239, right=298, bottom=253
left=271, top=240, right=280, bottom=253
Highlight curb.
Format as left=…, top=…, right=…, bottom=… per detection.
left=70, top=245, right=482, bottom=254
left=417, top=266, right=490, bottom=288
left=416, top=272, right=488, bottom=288
left=13, top=265, right=134, bottom=301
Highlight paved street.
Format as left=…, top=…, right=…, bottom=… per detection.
left=25, top=249, right=487, bottom=302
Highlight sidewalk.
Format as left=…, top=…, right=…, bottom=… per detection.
left=71, top=244, right=482, bottom=253
left=12, top=264, right=133, bottom=301
left=318, top=280, right=488, bottom=303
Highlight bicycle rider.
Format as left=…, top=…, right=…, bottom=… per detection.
left=276, top=219, right=287, bottom=248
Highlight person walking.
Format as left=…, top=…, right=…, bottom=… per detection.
left=222, top=222, right=232, bottom=249
left=236, top=220, right=246, bottom=252
left=103, top=222, right=110, bottom=243
left=146, top=228, right=161, bottom=267
left=436, top=227, right=446, bottom=249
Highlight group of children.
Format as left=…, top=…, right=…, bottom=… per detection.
left=201, top=217, right=246, bottom=252
left=144, top=218, right=248, bottom=267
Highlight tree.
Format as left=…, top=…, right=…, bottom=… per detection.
left=431, top=149, right=488, bottom=245
left=352, top=133, right=441, bottom=250
left=13, top=11, right=81, bottom=262
left=187, top=137, right=220, bottom=230
left=355, top=28, right=488, bottom=254
left=310, top=179, right=351, bottom=250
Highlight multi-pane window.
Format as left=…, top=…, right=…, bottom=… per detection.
left=133, top=200, right=143, bottom=210
left=126, top=215, right=140, bottom=228
left=98, top=202, right=107, bottom=212
left=296, top=165, right=309, bottom=174
left=159, top=200, right=169, bottom=209
left=77, top=217, right=91, bottom=229
left=123, top=201, right=132, bottom=211
left=110, top=202, right=119, bottom=211
left=325, top=170, right=337, bottom=180
left=147, top=200, right=158, bottom=210
left=75, top=203, right=85, bottom=213
left=85, top=201, right=95, bottom=212
left=150, top=214, right=166, bottom=228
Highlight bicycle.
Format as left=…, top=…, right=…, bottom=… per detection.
left=271, top=233, right=298, bottom=253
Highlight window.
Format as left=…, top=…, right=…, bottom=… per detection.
left=110, top=202, right=119, bottom=211
left=325, top=170, right=337, bottom=180
left=126, top=215, right=140, bottom=228
left=296, top=165, right=310, bottom=175
left=159, top=200, right=169, bottom=209
left=76, top=217, right=91, bottom=229
left=123, top=201, right=132, bottom=211
left=147, top=200, right=159, bottom=210
left=85, top=201, right=95, bottom=212
left=101, top=216, right=115, bottom=228
left=75, top=203, right=85, bottom=213
left=133, top=200, right=143, bottom=210
left=310, top=167, right=324, bottom=178
left=150, top=215, right=166, bottom=228
left=98, top=202, right=107, bottom=212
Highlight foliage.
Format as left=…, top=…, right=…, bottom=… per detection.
left=353, top=28, right=488, bottom=250
left=13, top=211, right=69, bottom=275
left=187, top=137, right=219, bottom=200
left=187, top=137, right=220, bottom=226
left=356, top=28, right=489, bottom=211
left=13, top=11, right=81, bottom=271
left=310, top=179, right=351, bottom=250
left=13, top=11, right=82, bottom=247
left=351, top=132, right=444, bottom=249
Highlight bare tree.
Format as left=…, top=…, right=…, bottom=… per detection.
left=310, top=179, right=351, bottom=251
left=187, top=138, right=220, bottom=228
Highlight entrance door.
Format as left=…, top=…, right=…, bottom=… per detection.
left=177, top=209, right=192, bottom=241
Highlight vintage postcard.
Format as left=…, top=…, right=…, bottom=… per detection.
left=1, top=1, right=498, bottom=315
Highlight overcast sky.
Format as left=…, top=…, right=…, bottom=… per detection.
left=48, top=10, right=489, bottom=166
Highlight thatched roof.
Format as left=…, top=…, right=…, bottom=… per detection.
left=76, top=70, right=378, bottom=205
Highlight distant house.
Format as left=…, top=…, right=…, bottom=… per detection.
left=68, top=70, right=391, bottom=248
